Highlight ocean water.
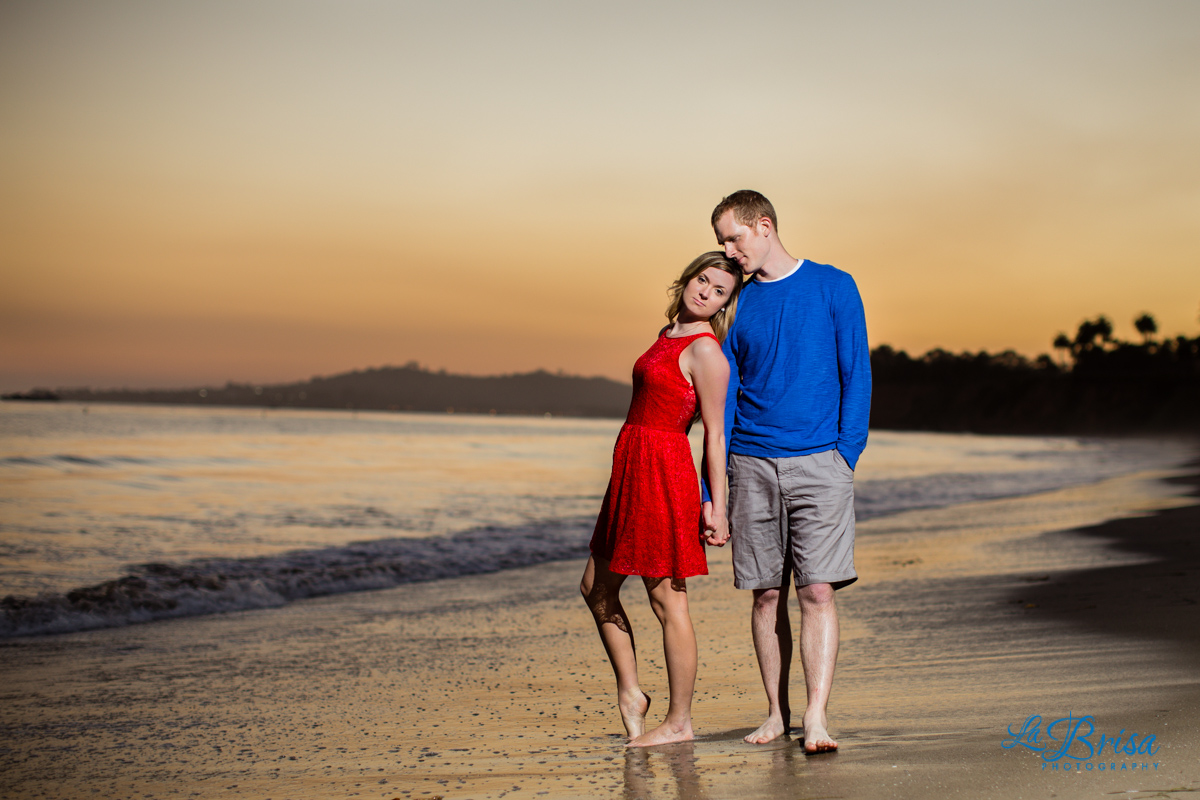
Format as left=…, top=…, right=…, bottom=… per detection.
left=0, top=402, right=1190, bottom=636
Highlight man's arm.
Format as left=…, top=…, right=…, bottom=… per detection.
left=834, top=275, right=871, bottom=470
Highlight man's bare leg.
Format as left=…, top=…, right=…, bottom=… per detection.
left=745, top=582, right=793, bottom=744
left=628, top=577, right=696, bottom=747
left=581, top=556, right=651, bottom=739
left=797, top=581, right=839, bottom=753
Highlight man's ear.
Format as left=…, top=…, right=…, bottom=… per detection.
left=755, top=216, right=774, bottom=238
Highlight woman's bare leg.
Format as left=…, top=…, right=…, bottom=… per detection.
left=627, top=577, right=696, bottom=747
left=581, top=555, right=650, bottom=738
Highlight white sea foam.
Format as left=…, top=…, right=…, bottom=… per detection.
left=1, top=403, right=1192, bottom=636
left=0, top=518, right=594, bottom=637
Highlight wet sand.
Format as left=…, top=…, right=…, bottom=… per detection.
left=2, top=463, right=1198, bottom=799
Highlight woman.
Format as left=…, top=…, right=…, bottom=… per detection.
left=580, top=251, right=742, bottom=747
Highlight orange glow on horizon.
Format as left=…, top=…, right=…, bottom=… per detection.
left=2, top=2, right=1198, bottom=391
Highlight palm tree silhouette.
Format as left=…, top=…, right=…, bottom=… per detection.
left=1134, top=313, right=1157, bottom=344
left=1073, top=316, right=1113, bottom=353
left=1053, top=332, right=1071, bottom=366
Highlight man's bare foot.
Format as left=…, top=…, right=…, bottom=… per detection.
left=744, top=713, right=787, bottom=744
left=801, top=711, right=838, bottom=753
left=619, top=690, right=651, bottom=739
left=627, top=719, right=693, bottom=748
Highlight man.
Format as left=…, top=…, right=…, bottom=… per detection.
left=702, top=190, right=870, bottom=753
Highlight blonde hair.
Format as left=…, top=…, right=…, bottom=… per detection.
left=665, top=252, right=743, bottom=342
left=711, top=189, right=777, bottom=232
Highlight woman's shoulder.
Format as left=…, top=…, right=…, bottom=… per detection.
left=685, top=333, right=726, bottom=360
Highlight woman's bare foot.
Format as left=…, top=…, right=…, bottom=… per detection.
left=627, top=718, right=693, bottom=748
left=619, top=690, right=651, bottom=739
left=744, top=713, right=787, bottom=744
left=801, top=710, right=838, bottom=753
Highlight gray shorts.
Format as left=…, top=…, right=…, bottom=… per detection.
left=728, top=450, right=857, bottom=591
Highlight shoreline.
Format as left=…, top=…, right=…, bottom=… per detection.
left=8, top=395, right=1195, bottom=437
left=1018, top=463, right=1200, bottom=658
left=1, top=463, right=1198, bottom=798
left=3, top=423, right=1190, bottom=638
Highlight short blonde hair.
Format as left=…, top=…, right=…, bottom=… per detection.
left=711, top=189, right=777, bottom=232
left=665, top=252, right=743, bottom=342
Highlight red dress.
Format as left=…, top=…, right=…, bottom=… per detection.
left=589, top=330, right=717, bottom=579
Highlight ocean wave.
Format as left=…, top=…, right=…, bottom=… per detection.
left=853, top=462, right=1182, bottom=521
left=0, top=517, right=594, bottom=638
left=0, top=453, right=243, bottom=470
left=855, top=469, right=1084, bottom=520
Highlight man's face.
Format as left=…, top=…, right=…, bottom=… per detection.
left=714, top=211, right=770, bottom=276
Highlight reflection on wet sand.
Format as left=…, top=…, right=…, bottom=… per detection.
left=0, top=467, right=1197, bottom=799
left=622, top=727, right=857, bottom=800
left=623, top=742, right=704, bottom=800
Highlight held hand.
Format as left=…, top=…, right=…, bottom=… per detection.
left=702, top=501, right=715, bottom=533
left=704, top=514, right=730, bottom=547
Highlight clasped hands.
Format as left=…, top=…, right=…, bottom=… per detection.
left=701, top=501, right=730, bottom=547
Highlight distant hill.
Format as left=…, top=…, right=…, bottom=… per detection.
left=52, top=364, right=633, bottom=419
left=13, top=313, right=1198, bottom=433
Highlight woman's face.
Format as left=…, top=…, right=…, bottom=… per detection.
left=681, top=266, right=738, bottom=321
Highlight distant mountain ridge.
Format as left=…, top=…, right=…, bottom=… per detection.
left=14, top=314, right=1199, bottom=432
left=52, top=364, right=633, bottom=419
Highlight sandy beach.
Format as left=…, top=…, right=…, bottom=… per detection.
left=2, top=461, right=1198, bottom=800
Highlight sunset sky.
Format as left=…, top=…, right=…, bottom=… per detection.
left=2, top=1, right=1198, bottom=392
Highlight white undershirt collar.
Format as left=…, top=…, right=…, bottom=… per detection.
left=755, top=258, right=803, bottom=284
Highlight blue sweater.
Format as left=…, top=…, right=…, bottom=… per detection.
left=703, top=259, right=871, bottom=501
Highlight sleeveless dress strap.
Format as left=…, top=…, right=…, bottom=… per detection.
left=672, top=332, right=719, bottom=347
left=663, top=331, right=720, bottom=346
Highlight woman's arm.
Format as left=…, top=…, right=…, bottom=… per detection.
left=684, top=336, right=731, bottom=546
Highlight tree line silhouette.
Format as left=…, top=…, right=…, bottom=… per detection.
left=7, top=311, right=1198, bottom=434
left=871, top=312, right=1200, bottom=433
